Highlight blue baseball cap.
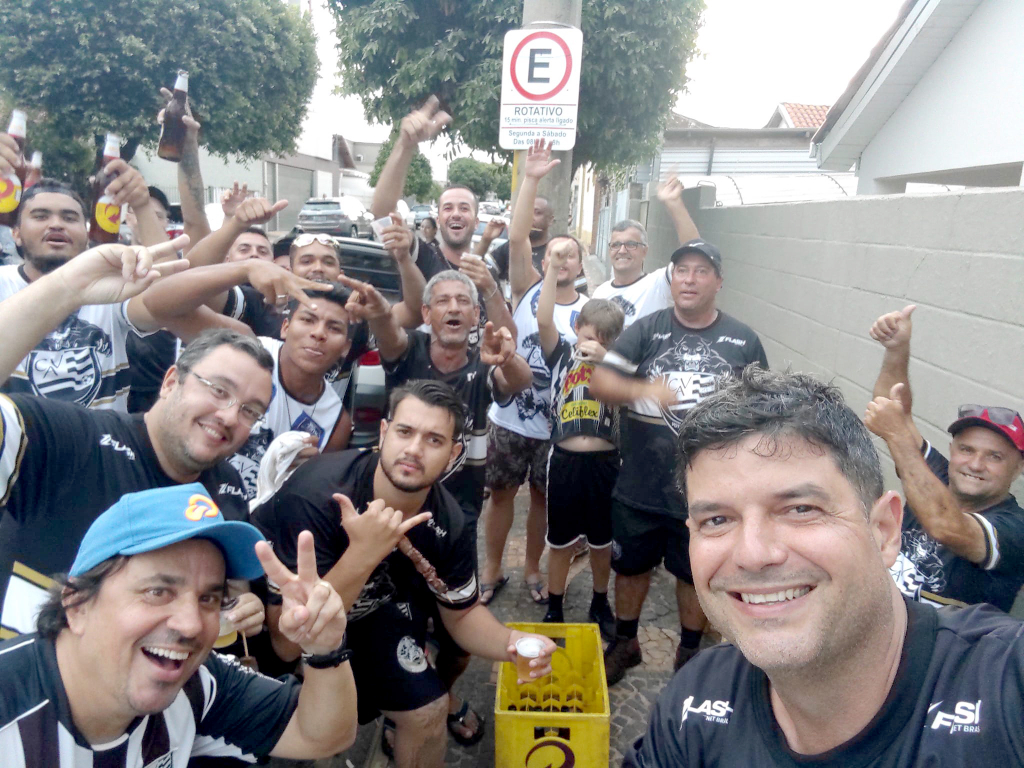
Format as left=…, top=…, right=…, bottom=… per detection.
left=70, top=484, right=266, bottom=580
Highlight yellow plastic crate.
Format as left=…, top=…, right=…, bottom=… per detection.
left=495, top=622, right=610, bottom=768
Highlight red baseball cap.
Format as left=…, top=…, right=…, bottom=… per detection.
left=948, top=405, right=1024, bottom=454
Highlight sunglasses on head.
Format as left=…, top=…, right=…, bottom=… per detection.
left=957, top=404, right=1022, bottom=426
left=293, top=233, right=338, bottom=248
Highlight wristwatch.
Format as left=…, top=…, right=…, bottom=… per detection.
left=301, top=633, right=352, bottom=669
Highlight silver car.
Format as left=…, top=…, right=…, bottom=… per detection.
left=297, top=197, right=374, bottom=238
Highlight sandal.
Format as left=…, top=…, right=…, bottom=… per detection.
left=447, top=699, right=485, bottom=747
left=524, top=577, right=549, bottom=605
left=479, top=575, right=509, bottom=606
left=381, top=716, right=396, bottom=759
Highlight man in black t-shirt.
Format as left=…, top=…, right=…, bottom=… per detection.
left=864, top=305, right=1024, bottom=611
left=592, top=241, right=767, bottom=684
left=252, top=381, right=554, bottom=768
left=0, top=483, right=356, bottom=764
left=626, top=369, right=1024, bottom=767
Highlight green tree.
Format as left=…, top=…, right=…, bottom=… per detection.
left=448, top=157, right=496, bottom=199
left=489, top=162, right=512, bottom=201
left=328, top=0, right=703, bottom=173
left=370, top=131, right=435, bottom=201
left=0, top=0, right=318, bottom=188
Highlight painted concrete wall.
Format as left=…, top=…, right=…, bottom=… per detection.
left=859, top=0, right=1024, bottom=190
left=688, top=187, right=1024, bottom=502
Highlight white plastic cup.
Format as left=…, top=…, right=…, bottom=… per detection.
left=515, top=636, right=545, bottom=680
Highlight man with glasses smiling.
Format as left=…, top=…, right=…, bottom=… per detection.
left=592, top=177, right=702, bottom=327
left=0, top=236, right=273, bottom=640
left=865, top=305, right=1024, bottom=611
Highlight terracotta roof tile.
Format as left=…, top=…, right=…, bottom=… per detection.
left=781, top=103, right=831, bottom=129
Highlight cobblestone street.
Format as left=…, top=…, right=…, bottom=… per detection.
left=276, top=485, right=690, bottom=768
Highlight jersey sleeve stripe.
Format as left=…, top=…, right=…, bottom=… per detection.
left=971, top=513, right=1000, bottom=570
left=0, top=394, right=27, bottom=507
left=432, top=574, right=478, bottom=606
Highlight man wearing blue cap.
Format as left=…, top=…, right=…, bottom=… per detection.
left=0, top=483, right=357, bottom=764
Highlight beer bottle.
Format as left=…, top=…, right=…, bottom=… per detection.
left=89, top=133, right=123, bottom=244
left=157, top=70, right=189, bottom=162
left=25, top=152, right=42, bottom=190
left=0, top=109, right=27, bottom=227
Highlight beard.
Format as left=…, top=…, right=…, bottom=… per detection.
left=529, top=228, right=546, bottom=243
left=440, top=224, right=473, bottom=249
left=379, top=454, right=435, bottom=493
left=24, top=250, right=73, bottom=275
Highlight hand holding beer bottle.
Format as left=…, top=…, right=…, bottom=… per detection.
left=0, top=110, right=28, bottom=228
left=157, top=70, right=190, bottom=162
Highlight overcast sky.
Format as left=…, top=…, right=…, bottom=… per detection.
left=300, top=0, right=910, bottom=175
left=675, top=0, right=908, bottom=127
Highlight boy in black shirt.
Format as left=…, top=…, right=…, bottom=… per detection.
left=536, top=241, right=626, bottom=637
left=626, top=368, right=1024, bottom=767
left=252, top=381, right=555, bottom=768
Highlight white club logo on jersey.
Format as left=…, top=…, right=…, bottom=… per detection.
left=397, top=635, right=428, bottom=673
left=27, top=314, right=112, bottom=406
left=679, top=695, right=733, bottom=726
left=648, top=335, right=733, bottom=435
left=929, top=700, right=982, bottom=733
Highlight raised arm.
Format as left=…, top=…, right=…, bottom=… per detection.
left=371, top=97, right=450, bottom=218
left=104, top=159, right=168, bottom=248
left=378, top=212, right=427, bottom=329
left=474, top=217, right=506, bottom=257
left=870, top=305, right=917, bottom=415
left=509, top=140, right=559, bottom=305
left=0, top=238, right=189, bottom=384
left=536, top=240, right=569, bottom=359
left=656, top=176, right=699, bottom=245
left=457, top=254, right=516, bottom=340
left=173, top=106, right=211, bottom=253
left=339, top=274, right=409, bottom=363
left=480, top=322, right=533, bottom=396
left=864, top=384, right=986, bottom=563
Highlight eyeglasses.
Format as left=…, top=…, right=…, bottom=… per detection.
left=293, top=233, right=338, bottom=248
left=958, top=404, right=1022, bottom=426
left=190, top=373, right=267, bottom=427
left=609, top=240, right=646, bottom=252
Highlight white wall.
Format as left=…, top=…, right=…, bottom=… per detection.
left=859, top=0, right=1024, bottom=189
left=689, top=187, right=1024, bottom=501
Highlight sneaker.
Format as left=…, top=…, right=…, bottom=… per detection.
left=604, top=636, right=641, bottom=686
left=588, top=600, right=616, bottom=642
left=674, top=641, right=700, bottom=672
left=543, top=607, right=564, bottom=623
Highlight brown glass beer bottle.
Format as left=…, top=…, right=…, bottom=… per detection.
left=0, top=110, right=28, bottom=227
left=157, top=70, right=189, bottom=163
left=89, top=133, right=123, bottom=244
left=25, top=152, right=42, bottom=190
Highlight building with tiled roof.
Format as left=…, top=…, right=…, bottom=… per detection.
left=765, top=102, right=831, bottom=129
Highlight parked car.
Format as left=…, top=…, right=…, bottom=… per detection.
left=297, top=197, right=374, bottom=238
left=411, top=204, right=435, bottom=227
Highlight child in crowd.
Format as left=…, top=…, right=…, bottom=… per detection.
left=536, top=241, right=625, bottom=638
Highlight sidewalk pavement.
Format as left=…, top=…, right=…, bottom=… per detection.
left=274, top=485, right=688, bottom=768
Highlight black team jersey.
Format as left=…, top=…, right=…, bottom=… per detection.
left=547, top=336, right=615, bottom=444
left=625, top=599, right=1024, bottom=767
left=891, top=441, right=1024, bottom=612
left=0, top=394, right=248, bottom=639
left=0, top=634, right=301, bottom=766
left=251, top=449, right=478, bottom=621
left=600, top=309, right=767, bottom=517
left=382, top=329, right=509, bottom=517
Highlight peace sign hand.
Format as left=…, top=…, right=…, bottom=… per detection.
left=255, top=531, right=348, bottom=656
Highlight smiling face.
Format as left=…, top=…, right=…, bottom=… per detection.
left=291, top=241, right=341, bottom=282
left=438, top=188, right=478, bottom=250
left=153, top=345, right=272, bottom=474
left=947, top=426, right=1023, bottom=508
left=63, top=539, right=225, bottom=727
left=685, top=433, right=902, bottom=675
left=671, top=252, right=722, bottom=320
left=422, top=279, right=479, bottom=349
left=378, top=396, right=461, bottom=493
left=608, top=226, right=648, bottom=283
left=14, top=191, right=89, bottom=275
left=280, top=300, right=350, bottom=378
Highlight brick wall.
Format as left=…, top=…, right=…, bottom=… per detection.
left=687, top=188, right=1024, bottom=500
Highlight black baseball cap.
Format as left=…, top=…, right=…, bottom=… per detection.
left=670, top=239, right=722, bottom=276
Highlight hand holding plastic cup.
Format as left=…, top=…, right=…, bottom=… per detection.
left=515, top=636, right=547, bottom=682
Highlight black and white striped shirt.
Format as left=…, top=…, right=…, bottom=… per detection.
left=0, top=635, right=300, bottom=767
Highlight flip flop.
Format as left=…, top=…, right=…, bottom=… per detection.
left=479, top=575, right=509, bottom=606
left=524, top=577, right=549, bottom=605
left=447, top=699, right=485, bottom=747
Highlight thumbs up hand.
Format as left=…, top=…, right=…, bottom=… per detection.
left=870, top=305, right=916, bottom=348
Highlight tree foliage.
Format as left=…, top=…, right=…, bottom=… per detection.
left=370, top=131, right=435, bottom=202
left=329, top=0, right=704, bottom=173
left=0, top=0, right=318, bottom=186
left=447, top=158, right=494, bottom=199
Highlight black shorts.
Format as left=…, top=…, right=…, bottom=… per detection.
left=610, top=500, right=692, bottom=583
left=347, top=601, right=447, bottom=724
left=546, top=445, right=619, bottom=549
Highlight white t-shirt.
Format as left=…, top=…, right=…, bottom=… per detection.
left=230, top=337, right=343, bottom=500
left=592, top=265, right=672, bottom=328
left=487, top=280, right=588, bottom=440
left=0, top=264, right=146, bottom=411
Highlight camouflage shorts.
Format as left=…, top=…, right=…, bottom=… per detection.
left=485, top=422, right=549, bottom=492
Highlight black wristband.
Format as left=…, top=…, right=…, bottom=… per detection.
left=301, top=633, right=351, bottom=669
